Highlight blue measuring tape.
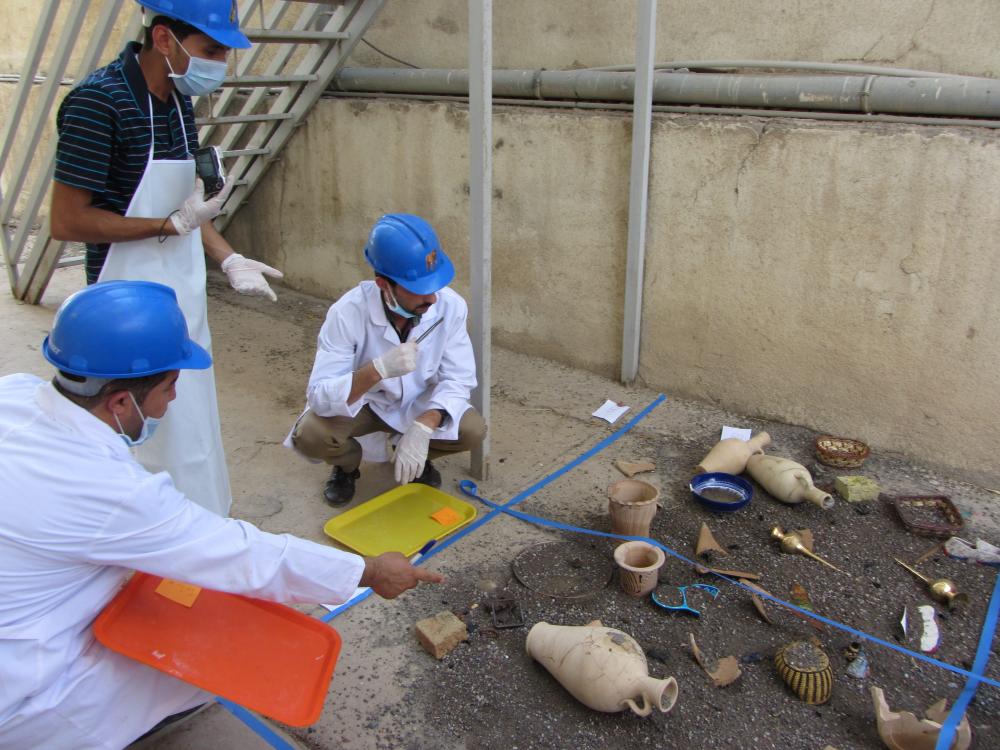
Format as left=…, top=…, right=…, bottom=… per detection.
left=456, top=480, right=1000, bottom=691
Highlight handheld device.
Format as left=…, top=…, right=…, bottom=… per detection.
left=193, top=146, right=226, bottom=198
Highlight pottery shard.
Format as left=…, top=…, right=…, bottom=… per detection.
left=695, top=523, right=728, bottom=558
left=614, top=459, right=656, bottom=478
left=689, top=633, right=742, bottom=688
left=415, top=610, right=468, bottom=659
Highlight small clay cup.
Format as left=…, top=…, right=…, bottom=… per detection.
left=613, top=541, right=666, bottom=597
left=608, top=479, right=660, bottom=537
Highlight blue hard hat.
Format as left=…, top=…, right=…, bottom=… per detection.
left=138, top=0, right=251, bottom=49
left=363, top=214, right=455, bottom=295
left=42, top=281, right=212, bottom=378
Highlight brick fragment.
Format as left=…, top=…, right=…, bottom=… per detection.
left=834, top=475, right=880, bottom=502
left=415, top=610, right=468, bottom=659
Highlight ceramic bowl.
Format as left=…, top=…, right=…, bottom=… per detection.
left=689, top=472, right=753, bottom=512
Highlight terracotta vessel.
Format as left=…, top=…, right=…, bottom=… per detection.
left=608, top=479, right=659, bottom=537
left=695, top=432, right=771, bottom=475
left=746, top=454, right=834, bottom=509
left=526, top=621, right=678, bottom=716
left=613, top=541, right=666, bottom=596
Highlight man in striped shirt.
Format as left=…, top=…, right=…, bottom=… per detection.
left=50, top=0, right=282, bottom=300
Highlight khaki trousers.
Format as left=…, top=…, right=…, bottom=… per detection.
left=292, top=405, right=486, bottom=472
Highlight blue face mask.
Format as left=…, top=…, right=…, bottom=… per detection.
left=165, top=31, right=228, bottom=97
left=384, top=286, right=420, bottom=320
left=114, top=392, right=161, bottom=448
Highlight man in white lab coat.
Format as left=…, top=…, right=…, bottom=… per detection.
left=0, top=281, right=441, bottom=750
left=289, top=214, right=486, bottom=505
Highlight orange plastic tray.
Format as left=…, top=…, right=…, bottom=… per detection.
left=93, top=572, right=342, bottom=726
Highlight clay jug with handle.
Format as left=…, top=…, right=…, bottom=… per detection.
left=746, top=454, right=834, bottom=509
left=695, top=432, right=771, bottom=475
left=526, top=621, right=678, bottom=716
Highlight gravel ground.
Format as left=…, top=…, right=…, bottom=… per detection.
left=396, top=432, right=999, bottom=750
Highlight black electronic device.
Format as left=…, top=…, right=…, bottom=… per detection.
left=193, top=146, right=226, bottom=198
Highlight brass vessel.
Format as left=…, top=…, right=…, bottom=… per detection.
left=893, top=559, right=968, bottom=610
left=770, top=527, right=847, bottom=574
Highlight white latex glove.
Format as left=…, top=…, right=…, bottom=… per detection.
left=394, top=421, right=433, bottom=484
left=373, top=341, right=418, bottom=379
left=221, top=253, right=284, bottom=302
left=170, top=176, right=234, bottom=236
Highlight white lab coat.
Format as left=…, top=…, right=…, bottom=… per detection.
left=285, top=281, right=477, bottom=451
left=0, top=374, right=364, bottom=750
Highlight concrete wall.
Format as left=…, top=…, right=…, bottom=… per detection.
left=349, top=0, right=1000, bottom=78
left=224, top=98, right=1000, bottom=473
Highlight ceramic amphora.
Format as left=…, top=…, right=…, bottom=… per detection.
left=526, top=621, right=678, bottom=716
left=608, top=479, right=659, bottom=537
left=695, top=432, right=771, bottom=475
left=746, top=454, right=834, bottom=509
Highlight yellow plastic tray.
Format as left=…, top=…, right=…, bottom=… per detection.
left=323, top=484, right=477, bottom=557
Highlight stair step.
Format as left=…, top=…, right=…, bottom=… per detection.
left=243, top=29, right=349, bottom=43
left=196, top=113, right=295, bottom=126
left=221, top=74, right=318, bottom=87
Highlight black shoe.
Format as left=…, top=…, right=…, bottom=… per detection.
left=413, top=460, right=442, bottom=488
left=324, top=467, right=360, bottom=506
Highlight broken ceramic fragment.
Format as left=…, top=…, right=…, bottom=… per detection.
left=870, top=686, right=971, bottom=750
left=695, top=565, right=761, bottom=580
left=526, top=621, right=678, bottom=716
left=695, top=522, right=728, bottom=558
left=689, top=633, right=742, bottom=687
left=614, top=458, right=656, bottom=478
left=739, top=578, right=774, bottom=625
left=790, top=582, right=825, bottom=631
left=917, top=605, right=939, bottom=653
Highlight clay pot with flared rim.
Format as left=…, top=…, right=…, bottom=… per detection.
left=526, top=621, right=679, bottom=716
left=695, top=432, right=771, bottom=475
left=608, top=479, right=659, bottom=536
left=613, top=541, right=666, bottom=597
left=746, top=454, right=834, bottom=509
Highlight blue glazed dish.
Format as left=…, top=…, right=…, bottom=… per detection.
left=689, top=472, right=753, bottom=512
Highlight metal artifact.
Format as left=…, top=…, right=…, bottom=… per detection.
left=893, top=558, right=968, bottom=610
left=771, top=526, right=847, bottom=574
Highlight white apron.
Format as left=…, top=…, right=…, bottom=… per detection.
left=97, top=94, right=232, bottom=516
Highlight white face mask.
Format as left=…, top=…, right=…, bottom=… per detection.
left=114, top=392, right=161, bottom=448
left=165, top=30, right=228, bottom=97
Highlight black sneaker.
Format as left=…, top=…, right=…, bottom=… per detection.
left=324, top=467, right=360, bottom=506
left=413, top=460, right=442, bottom=488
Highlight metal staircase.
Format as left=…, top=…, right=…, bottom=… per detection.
left=0, top=0, right=384, bottom=303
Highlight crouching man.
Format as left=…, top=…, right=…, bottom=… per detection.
left=288, top=214, right=486, bottom=505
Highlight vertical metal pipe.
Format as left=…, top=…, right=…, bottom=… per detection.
left=621, top=0, right=656, bottom=384
left=468, top=0, right=492, bottom=480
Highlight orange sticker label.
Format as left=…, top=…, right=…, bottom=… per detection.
left=155, top=578, right=202, bottom=608
left=430, top=507, right=462, bottom=526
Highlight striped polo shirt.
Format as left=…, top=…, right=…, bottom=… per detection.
left=55, top=41, right=198, bottom=283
